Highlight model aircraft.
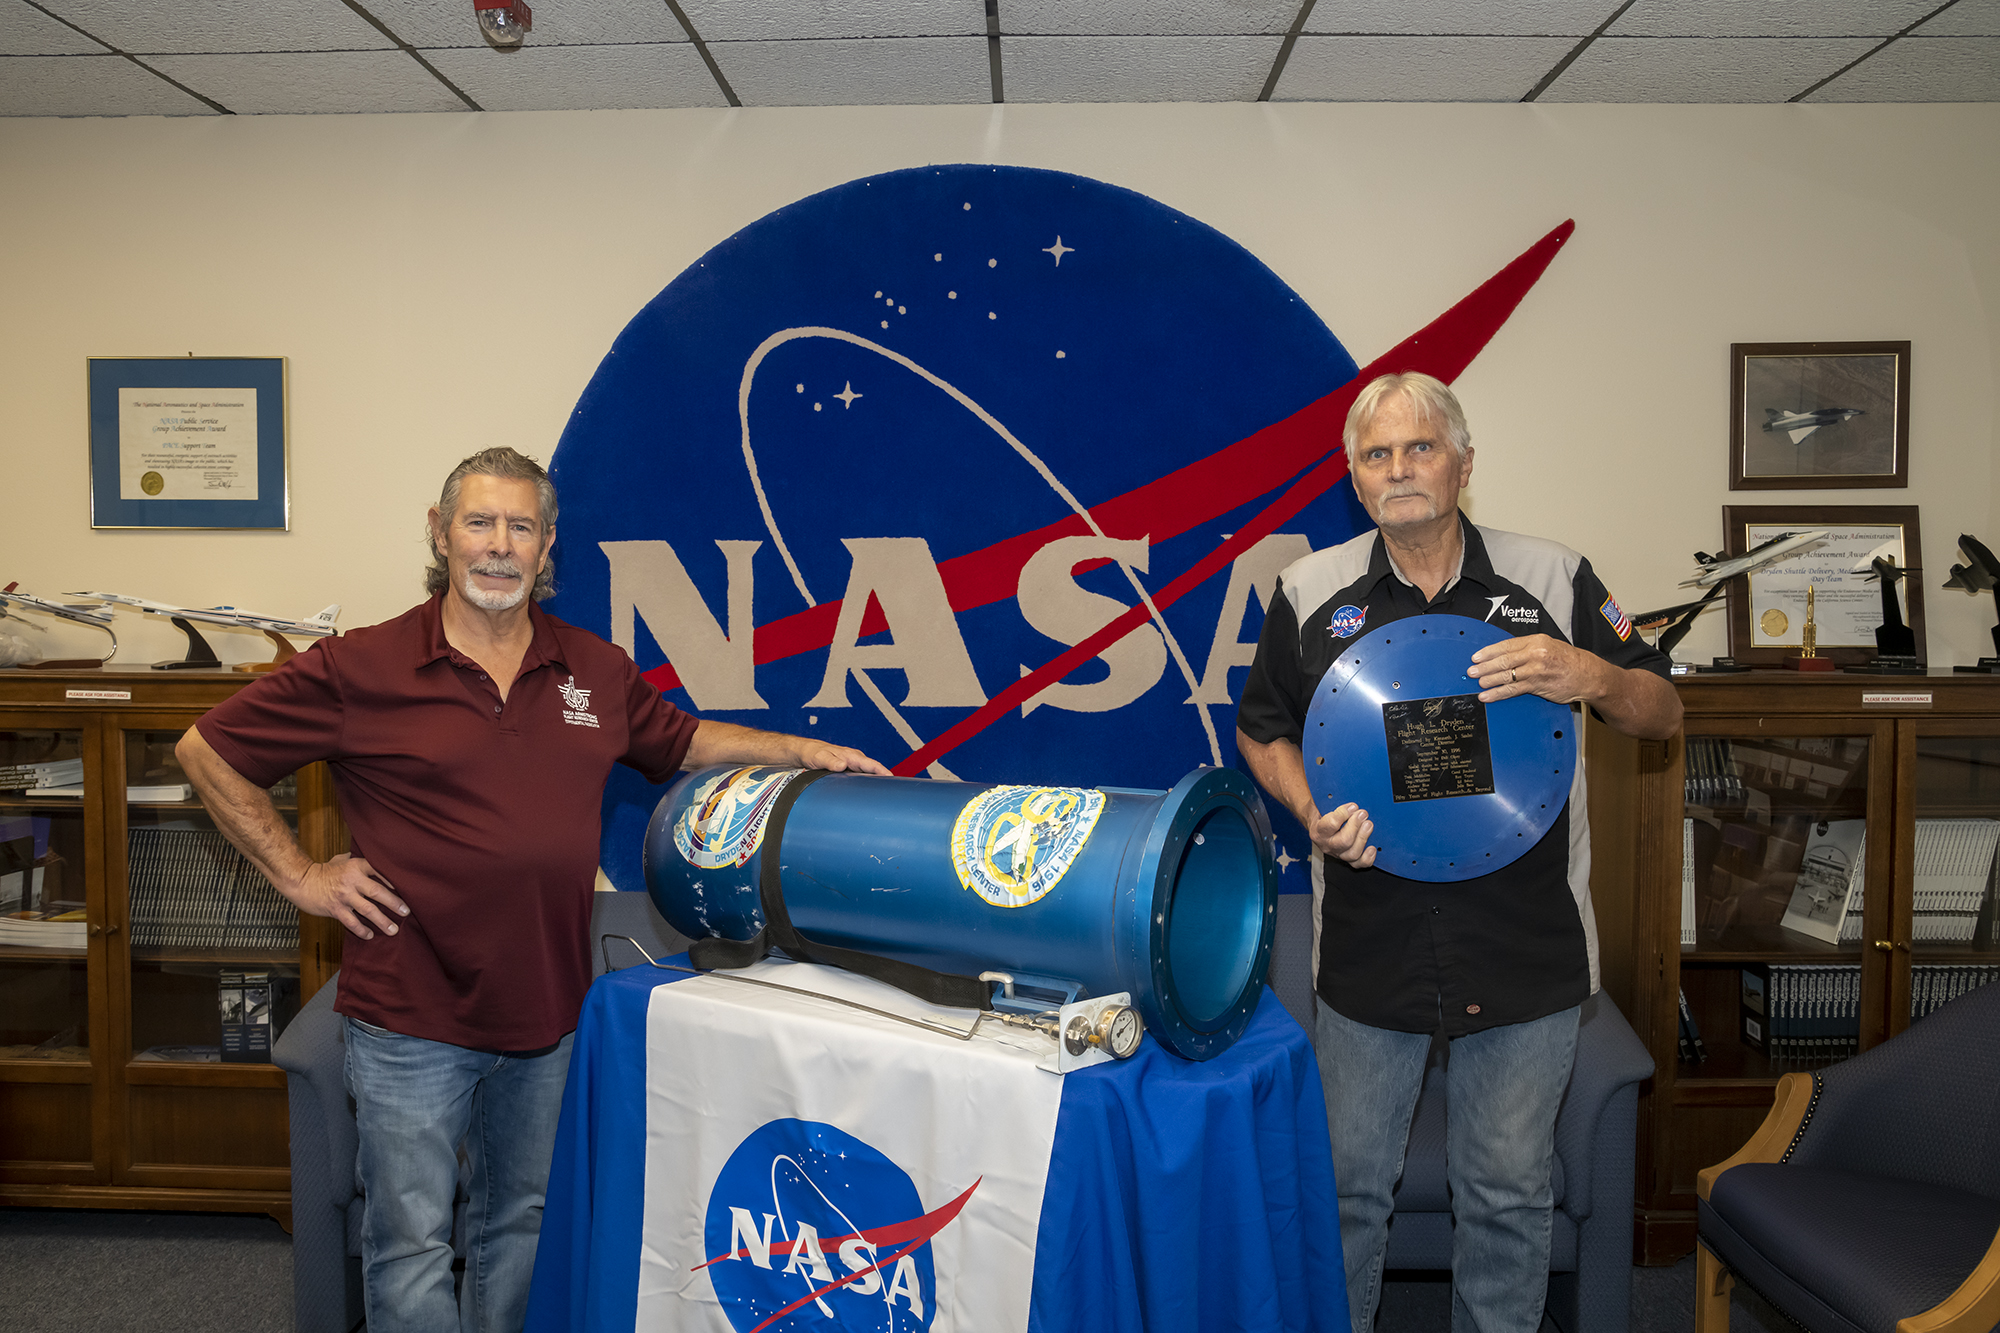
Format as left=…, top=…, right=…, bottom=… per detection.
left=0, top=585, right=115, bottom=630
left=1681, top=530, right=1828, bottom=588
left=1763, top=406, right=1863, bottom=446
left=68, top=593, right=339, bottom=639
left=0, top=585, right=118, bottom=667
left=1943, top=534, right=2000, bottom=594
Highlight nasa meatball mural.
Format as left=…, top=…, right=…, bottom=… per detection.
left=547, top=164, right=1570, bottom=893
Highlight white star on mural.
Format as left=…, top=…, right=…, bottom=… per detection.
left=1043, top=236, right=1074, bottom=266
left=834, top=382, right=862, bottom=409
left=1275, top=846, right=1297, bottom=874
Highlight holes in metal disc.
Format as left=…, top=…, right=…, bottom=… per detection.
left=1554, top=730, right=1564, bottom=739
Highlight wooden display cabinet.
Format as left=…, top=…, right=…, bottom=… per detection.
left=0, top=668, right=346, bottom=1227
left=1587, top=672, right=2000, bottom=1265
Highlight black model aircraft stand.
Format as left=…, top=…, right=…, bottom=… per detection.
left=1943, top=533, right=2000, bottom=674
left=1841, top=556, right=1925, bottom=675
left=151, top=616, right=225, bottom=671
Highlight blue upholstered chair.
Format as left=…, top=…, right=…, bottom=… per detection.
left=1695, top=979, right=2000, bottom=1333
left=273, top=891, right=691, bottom=1333
left=1265, top=893, right=1653, bottom=1333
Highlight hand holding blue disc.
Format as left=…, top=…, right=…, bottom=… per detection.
left=1301, top=614, right=1573, bottom=883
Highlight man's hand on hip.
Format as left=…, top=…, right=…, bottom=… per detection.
left=294, top=854, right=410, bottom=941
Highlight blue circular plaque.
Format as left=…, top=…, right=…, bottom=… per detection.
left=1302, top=614, right=1573, bottom=883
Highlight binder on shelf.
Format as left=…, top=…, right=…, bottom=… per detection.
left=1681, top=820, right=1697, bottom=949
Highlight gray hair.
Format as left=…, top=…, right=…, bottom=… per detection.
left=1342, top=372, right=1471, bottom=465
left=423, top=447, right=560, bottom=601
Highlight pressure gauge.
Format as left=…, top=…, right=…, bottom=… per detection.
left=1064, top=1004, right=1143, bottom=1060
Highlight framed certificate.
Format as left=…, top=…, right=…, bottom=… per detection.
left=87, top=357, right=288, bottom=530
left=1722, top=505, right=1924, bottom=667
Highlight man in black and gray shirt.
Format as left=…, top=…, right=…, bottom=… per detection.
left=1236, top=372, right=1680, bottom=1333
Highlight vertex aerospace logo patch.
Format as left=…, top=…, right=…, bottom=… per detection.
left=1327, top=605, right=1368, bottom=638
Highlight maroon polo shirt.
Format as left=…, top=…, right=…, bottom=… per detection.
left=197, top=595, right=696, bottom=1050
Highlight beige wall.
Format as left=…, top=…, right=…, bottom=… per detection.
left=2, top=102, right=1995, bottom=667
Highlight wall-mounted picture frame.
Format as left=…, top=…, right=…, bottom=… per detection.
left=88, top=357, right=289, bottom=530
left=1722, top=504, right=1924, bottom=667
left=1729, top=341, right=1909, bottom=491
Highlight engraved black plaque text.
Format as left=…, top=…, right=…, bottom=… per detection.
left=1382, top=693, right=1495, bottom=803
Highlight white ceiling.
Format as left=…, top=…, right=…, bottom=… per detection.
left=1, top=0, right=1994, bottom=117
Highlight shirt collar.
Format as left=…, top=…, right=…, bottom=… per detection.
left=413, top=594, right=569, bottom=673
left=1366, top=511, right=1488, bottom=597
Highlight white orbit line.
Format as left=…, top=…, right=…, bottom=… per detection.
left=768, top=1153, right=890, bottom=1326
left=738, top=326, right=1223, bottom=767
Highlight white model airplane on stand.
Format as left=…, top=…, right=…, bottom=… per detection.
left=65, top=592, right=339, bottom=672
left=0, top=585, right=119, bottom=667
left=1680, top=530, right=1829, bottom=588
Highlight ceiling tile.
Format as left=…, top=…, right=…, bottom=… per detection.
left=422, top=41, right=725, bottom=109
left=1303, top=1, right=1614, bottom=36
left=1540, top=35, right=1879, bottom=100
left=1805, top=34, right=2000, bottom=99
left=679, top=0, right=984, bottom=41
left=1004, top=34, right=1283, bottom=100
left=1273, top=35, right=1575, bottom=99
left=0, top=0, right=105, bottom=55
left=1003, top=1, right=1294, bottom=37
left=0, top=53, right=218, bottom=114
left=31, top=0, right=392, bottom=55
left=1609, top=0, right=1945, bottom=38
left=1911, top=0, right=2000, bottom=36
left=710, top=35, right=989, bottom=105
left=364, top=0, right=690, bottom=51
left=144, top=50, right=467, bottom=113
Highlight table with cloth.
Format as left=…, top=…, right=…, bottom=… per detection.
left=525, top=955, right=1345, bottom=1333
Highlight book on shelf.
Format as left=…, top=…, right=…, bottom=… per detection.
left=1911, top=819, right=1999, bottom=944
left=1681, top=820, right=1698, bottom=949
left=23, top=783, right=83, bottom=798
left=127, top=826, right=298, bottom=953
left=125, top=783, right=193, bottom=804
left=0, top=756, right=83, bottom=791
left=132, top=1045, right=220, bottom=1063
left=1741, top=963, right=1862, bottom=1063
left=1676, top=989, right=1707, bottom=1063
left=1910, top=964, right=2000, bottom=1022
left=219, top=969, right=296, bottom=1062
left=1781, top=820, right=1866, bottom=945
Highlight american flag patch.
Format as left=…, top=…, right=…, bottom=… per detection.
left=1600, top=595, right=1632, bottom=641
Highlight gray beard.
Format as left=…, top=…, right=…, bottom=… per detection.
left=461, top=571, right=527, bottom=611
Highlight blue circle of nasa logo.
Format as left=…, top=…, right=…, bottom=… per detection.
left=700, top=1119, right=957, bottom=1332
left=547, top=163, right=1369, bottom=894
left=1327, top=605, right=1368, bottom=638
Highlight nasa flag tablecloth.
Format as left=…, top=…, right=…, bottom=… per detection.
left=526, top=958, right=1345, bottom=1333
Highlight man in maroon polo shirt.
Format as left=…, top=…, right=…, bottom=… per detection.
left=178, top=447, right=886, bottom=1333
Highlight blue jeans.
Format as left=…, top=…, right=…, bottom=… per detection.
left=344, top=1018, right=575, bottom=1333
left=1313, top=1001, right=1578, bottom=1333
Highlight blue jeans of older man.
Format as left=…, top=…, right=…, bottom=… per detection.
left=1314, top=1001, right=1578, bottom=1333
left=344, top=1017, right=575, bottom=1333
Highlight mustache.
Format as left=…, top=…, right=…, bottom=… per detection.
left=469, top=558, right=522, bottom=579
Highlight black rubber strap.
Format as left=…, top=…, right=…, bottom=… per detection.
left=688, top=770, right=993, bottom=1011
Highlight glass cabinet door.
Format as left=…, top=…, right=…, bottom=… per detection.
left=1903, top=728, right=2000, bottom=1028
left=1678, top=725, right=1886, bottom=1077
left=0, top=727, right=91, bottom=1062
left=121, top=728, right=301, bottom=1066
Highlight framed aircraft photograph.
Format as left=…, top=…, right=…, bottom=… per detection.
left=1729, top=341, right=1910, bottom=491
left=1721, top=504, right=1925, bottom=668
left=88, top=356, right=289, bottom=529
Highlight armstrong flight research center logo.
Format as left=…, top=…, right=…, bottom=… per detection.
left=544, top=165, right=1572, bottom=894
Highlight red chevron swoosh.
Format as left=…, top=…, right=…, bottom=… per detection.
left=640, top=221, right=1575, bottom=771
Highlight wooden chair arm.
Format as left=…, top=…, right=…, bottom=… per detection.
left=1696, top=1071, right=1814, bottom=1202
left=1899, top=1228, right=2000, bottom=1333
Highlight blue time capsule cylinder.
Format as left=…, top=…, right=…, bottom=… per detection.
left=642, top=765, right=1279, bottom=1060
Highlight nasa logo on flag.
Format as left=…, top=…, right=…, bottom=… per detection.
left=698, top=1118, right=976, bottom=1332
left=1600, top=594, right=1633, bottom=642
left=949, top=784, right=1105, bottom=908
left=673, top=767, right=802, bottom=869
left=1327, top=605, right=1368, bottom=638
